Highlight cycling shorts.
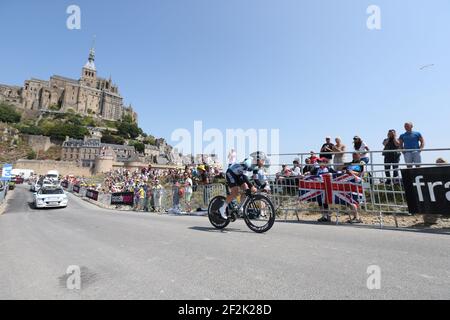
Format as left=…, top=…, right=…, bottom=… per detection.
left=226, top=170, right=247, bottom=188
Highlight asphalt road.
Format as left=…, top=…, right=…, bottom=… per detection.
left=0, top=185, right=449, bottom=300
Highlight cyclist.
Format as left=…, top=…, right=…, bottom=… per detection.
left=218, top=152, right=267, bottom=220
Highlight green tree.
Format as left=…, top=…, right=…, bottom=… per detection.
left=116, top=121, right=141, bottom=139
left=27, top=150, right=37, bottom=160
left=82, top=116, right=96, bottom=127
left=17, top=124, right=44, bottom=135
left=121, top=114, right=134, bottom=124
left=130, top=141, right=145, bottom=153
left=101, top=132, right=125, bottom=145
left=67, top=114, right=83, bottom=126
left=103, top=120, right=116, bottom=128
left=47, top=123, right=88, bottom=140
left=48, top=104, right=61, bottom=111
left=0, top=103, right=21, bottom=123
left=143, top=135, right=156, bottom=146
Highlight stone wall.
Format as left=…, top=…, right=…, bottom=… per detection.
left=13, top=160, right=92, bottom=177
left=21, top=135, right=57, bottom=153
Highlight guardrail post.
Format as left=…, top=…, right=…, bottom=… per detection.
left=393, top=212, right=399, bottom=228
left=378, top=211, right=383, bottom=229
left=368, top=150, right=378, bottom=222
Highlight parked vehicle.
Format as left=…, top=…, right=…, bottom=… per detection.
left=11, top=169, right=35, bottom=180
left=33, top=186, right=68, bottom=209
left=8, top=180, right=16, bottom=190
left=46, top=170, right=60, bottom=180
left=31, top=180, right=42, bottom=192
left=13, top=175, right=24, bottom=184
left=31, top=178, right=56, bottom=192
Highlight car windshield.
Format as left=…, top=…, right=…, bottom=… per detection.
left=40, top=189, right=64, bottom=195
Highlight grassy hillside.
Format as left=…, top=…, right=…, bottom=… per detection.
left=0, top=102, right=162, bottom=162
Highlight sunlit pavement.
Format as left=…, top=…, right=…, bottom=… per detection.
left=0, top=185, right=449, bottom=300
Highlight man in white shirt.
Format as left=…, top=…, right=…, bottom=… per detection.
left=291, top=158, right=302, bottom=176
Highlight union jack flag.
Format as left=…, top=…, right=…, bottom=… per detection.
left=298, top=173, right=365, bottom=207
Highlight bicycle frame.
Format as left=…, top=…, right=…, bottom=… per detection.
left=225, top=184, right=253, bottom=212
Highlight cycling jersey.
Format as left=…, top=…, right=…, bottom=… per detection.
left=226, top=162, right=255, bottom=188
left=228, top=162, right=255, bottom=176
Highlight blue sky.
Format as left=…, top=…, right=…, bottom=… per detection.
left=1, top=0, right=449, bottom=165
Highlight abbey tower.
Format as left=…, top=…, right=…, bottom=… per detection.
left=0, top=45, right=137, bottom=122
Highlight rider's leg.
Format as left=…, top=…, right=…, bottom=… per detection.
left=219, top=186, right=239, bottom=219
left=239, top=182, right=250, bottom=206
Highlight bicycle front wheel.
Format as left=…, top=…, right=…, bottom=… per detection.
left=243, top=194, right=275, bottom=233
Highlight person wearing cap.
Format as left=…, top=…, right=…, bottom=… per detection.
left=198, top=165, right=209, bottom=184
left=320, top=137, right=335, bottom=161
left=353, top=136, right=370, bottom=164
left=198, top=164, right=211, bottom=208
left=311, top=157, right=336, bottom=176
left=138, top=184, right=146, bottom=211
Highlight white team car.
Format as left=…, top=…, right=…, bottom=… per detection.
left=31, top=179, right=56, bottom=192
left=33, top=186, right=68, bottom=209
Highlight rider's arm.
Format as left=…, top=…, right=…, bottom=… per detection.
left=242, top=174, right=254, bottom=188
left=252, top=169, right=263, bottom=188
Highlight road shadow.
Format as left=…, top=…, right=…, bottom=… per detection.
left=189, top=226, right=253, bottom=234
left=27, top=201, right=67, bottom=211
left=27, top=201, right=37, bottom=210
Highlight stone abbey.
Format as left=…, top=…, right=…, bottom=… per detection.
left=0, top=46, right=136, bottom=122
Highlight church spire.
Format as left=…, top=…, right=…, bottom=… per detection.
left=89, top=35, right=96, bottom=62
left=84, top=36, right=96, bottom=71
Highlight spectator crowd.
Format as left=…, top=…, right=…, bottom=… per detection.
left=63, top=163, right=225, bottom=214
left=273, top=122, right=434, bottom=224
left=276, top=122, right=430, bottom=182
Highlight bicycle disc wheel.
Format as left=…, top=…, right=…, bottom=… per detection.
left=208, top=196, right=230, bottom=229
left=243, top=194, right=275, bottom=233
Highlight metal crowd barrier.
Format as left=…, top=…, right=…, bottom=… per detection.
left=266, top=148, right=450, bottom=227
left=158, top=183, right=226, bottom=213
left=63, top=182, right=226, bottom=214
left=0, top=185, right=7, bottom=204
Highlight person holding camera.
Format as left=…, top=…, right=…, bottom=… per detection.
left=382, top=129, right=401, bottom=184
